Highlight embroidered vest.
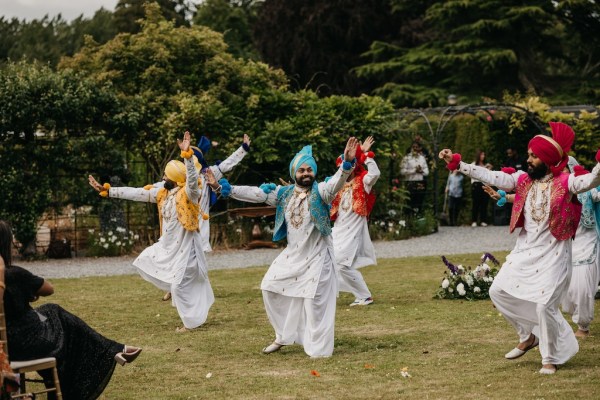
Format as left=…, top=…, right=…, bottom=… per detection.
left=273, top=182, right=331, bottom=242
left=156, top=187, right=200, bottom=235
left=510, top=173, right=581, bottom=240
left=578, top=186, right=600, bottom=237
left=330, top=174, right=375, bottom=221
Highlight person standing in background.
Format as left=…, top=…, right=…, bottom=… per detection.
left=445, top=169, right=464, bottom=226
left=400, top=141, right=429, bottom=215
left=471, top=150, right=492, bottom=227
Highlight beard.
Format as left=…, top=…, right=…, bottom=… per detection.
left=527, top=162, right=549, bottom=180
left=296, top=175, right=315, bottom=188
left=164, top=180, right=176, bottom=190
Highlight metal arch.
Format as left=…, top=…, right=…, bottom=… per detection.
left=392, top=102, right=546, bottom=226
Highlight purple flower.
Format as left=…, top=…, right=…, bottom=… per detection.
left=441, top=255, right=458, bottom=275
left=481, top=252, right=500, bottom=266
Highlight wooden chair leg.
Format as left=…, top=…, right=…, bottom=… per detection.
left=51, top=367, right=62, bottom=400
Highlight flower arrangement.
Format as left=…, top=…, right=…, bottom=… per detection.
left=434, top=253, right=500, bottom=300
left=87, top=227, right=139, bottom=257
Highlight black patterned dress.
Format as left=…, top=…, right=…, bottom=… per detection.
left=4, top=266, right=124, bottom=400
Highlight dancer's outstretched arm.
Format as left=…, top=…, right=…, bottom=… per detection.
left=360, top=136, right=380, bottom=193
left=204, top=168, right=279, bottom=206
left=319, top=137, right=358, bottom=203
left=88, top=175, right=160, bottom=203
left=211, top=134, right=251, bottom=180
left=439, top=148, right=523, bottom=191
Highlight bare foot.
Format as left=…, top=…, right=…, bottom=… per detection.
left=539, top=364, right=556, bottom=374
left=575, top=329, right=590, bottom=338
left=175, top=326, right=188, bottom=333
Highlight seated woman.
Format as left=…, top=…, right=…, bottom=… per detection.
left=0, top=220, right=141, bottom=400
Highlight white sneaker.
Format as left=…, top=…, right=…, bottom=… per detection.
left=349, top=297, right=374, bottom=306
left=480, top=222, right=488, bottom=227
left=471, top=222, right=477, bottom=227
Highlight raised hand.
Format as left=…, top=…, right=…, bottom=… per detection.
left=203, top=168, right=219, bottom=190
left=243, top=134, right=251, bottom=147
left=438, top=149, right=454, bottom=163
left=360, top=136, right=375, bottom=152
left=344, top=137, right=358, bottom=163
left=177, top=131, right=191, bottom=152
left=482, top=185, right=501, bottom=200
left=88, top=175, right=103, bottom=192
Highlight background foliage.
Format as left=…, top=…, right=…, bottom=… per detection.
left=0, top=1, right=598, bottom=255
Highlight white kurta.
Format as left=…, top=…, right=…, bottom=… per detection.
left=458, top=161, right=600, bottom=365
left=333, top=158, right=380, bottom=299
left=230, top=166, right=351, bottom=357
left=152, top=145, right=248, bottom=252
left=562, top=188, right=600, bottom=331
left=110, top=158, right=214, bottom=329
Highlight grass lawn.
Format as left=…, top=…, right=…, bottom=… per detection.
left=28, top=252, right=600, bottom=399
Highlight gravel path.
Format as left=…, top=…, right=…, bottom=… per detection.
left=21, top=225, right=517, bottom=279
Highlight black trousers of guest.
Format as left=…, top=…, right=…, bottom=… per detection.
left=406, top=180, right=426, bottom=214
left=471, top=182, right=489, bottom=224
left=448, top=196, right=462, bottom=226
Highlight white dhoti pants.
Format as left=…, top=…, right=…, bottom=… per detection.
left=490, top=278, right=579, bottom=365
left=562, top=260, right=599, bottom=331
left=337, top=265, right=371, bottom=299
left=137, top=248, right=214, bottom=329
left=262, top=259, right=337, bottom=358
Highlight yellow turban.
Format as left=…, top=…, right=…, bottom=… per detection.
left=164, top=160, right=186, bottom=186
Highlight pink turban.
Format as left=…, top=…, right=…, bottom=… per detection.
left=528, top=122, right=574, bottom=176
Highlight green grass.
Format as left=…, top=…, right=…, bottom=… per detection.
left=29, top=252, right=600, bottom=399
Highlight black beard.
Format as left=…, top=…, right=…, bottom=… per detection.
left=296, top=175, right=315, bottom=188
left=164, top=180, right=176, bottom=190
left=527, top=162, right=549, bottom=180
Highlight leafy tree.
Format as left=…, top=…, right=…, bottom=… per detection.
left=356, top=0, right=566, bottom=107
left=253, top=0, right=404, bottom=96
left=60, top=3, right=288, bottom=178
left=0, top=10, right=118, bottom=67
left=193, top=0, right=260, bottom=59
left=0, top=61, right=122, bottom=256
left=114, top=0, right=191, bottom=33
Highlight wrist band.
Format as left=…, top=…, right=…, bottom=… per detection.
left=180, top=148, right=194, bottom=159
left=100, top=183, right=111, bottom=197
left=496, top=190, right=507, bottom=207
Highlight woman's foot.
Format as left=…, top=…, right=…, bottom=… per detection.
left=115, top=345, right=142, bottom=366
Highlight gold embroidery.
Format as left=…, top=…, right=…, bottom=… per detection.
left=288, top=187, right=309, bottom=229
left=529, top=175, right=552, bottom=224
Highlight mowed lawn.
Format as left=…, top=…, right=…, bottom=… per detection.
left=28, top=252, right=600, bottom=399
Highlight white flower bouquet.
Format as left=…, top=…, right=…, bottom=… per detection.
left=435, top=253, right=500, bottom=300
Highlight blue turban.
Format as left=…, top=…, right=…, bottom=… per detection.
left=289, top=145, right=317, bottom=181
left=191, top=136, right=212, bottom=170
left=198, top=136, right=211, bottom=154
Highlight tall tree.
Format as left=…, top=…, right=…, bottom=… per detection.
left=253, top=0, right=403, bottom=96
left=60, top=3, right=287, bottom=177
left=356, top=0, right=565, bottom=107
left=114, top=0, right=191, bottom=33
left=193, top=0, right=260, bottom=59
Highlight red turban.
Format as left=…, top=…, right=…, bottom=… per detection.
left=528, top=122, right=574, bottom=176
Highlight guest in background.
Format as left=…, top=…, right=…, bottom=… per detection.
left=445, top=169, right=464, bottom=226
left=470, top=150, right=492, bottom=227
left=400, top=141, right=429, bottom=215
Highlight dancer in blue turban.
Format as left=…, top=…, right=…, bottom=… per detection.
left=208, top=137, right=358, bottom=357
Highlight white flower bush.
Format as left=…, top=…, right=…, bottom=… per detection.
left=435, top=253, right=500, bottom=301
left=87, top=227, right=139, bottom=257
